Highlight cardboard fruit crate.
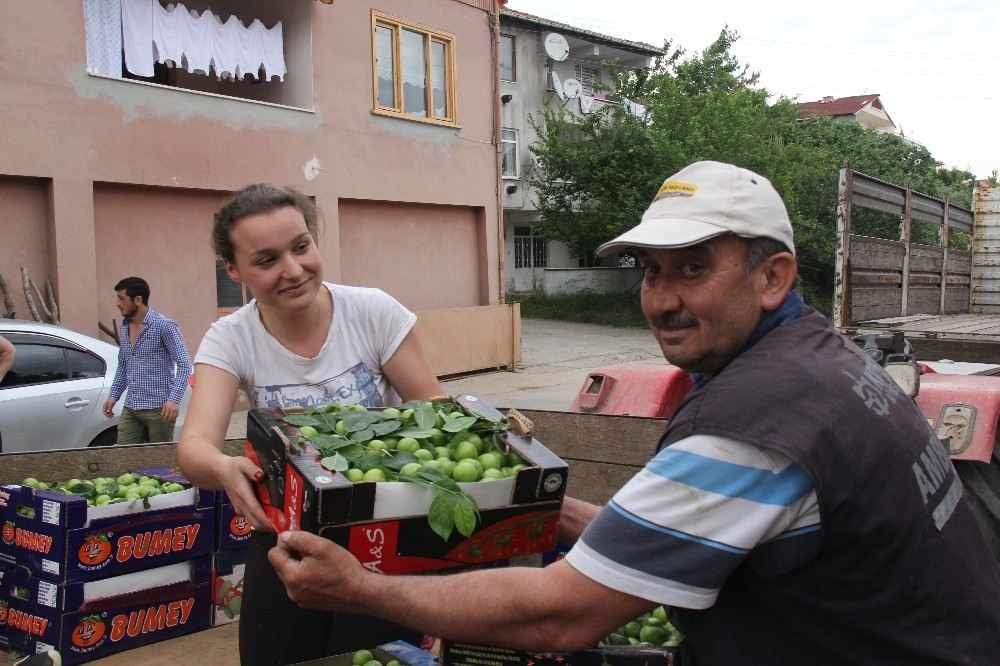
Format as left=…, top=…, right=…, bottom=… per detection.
left=246, top=394, right=568, bottom=574
left=441, top=640, right=680, bottom=666
left=210, top=548, right=246, bottom=626
left=0, top=556, right=212, bottom=666
left=290, top=639, right=439, bottom=666
left=0, top=468, right=216, bottom=583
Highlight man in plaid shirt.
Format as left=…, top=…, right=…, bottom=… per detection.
left=102, top=276, right=192, bottom=443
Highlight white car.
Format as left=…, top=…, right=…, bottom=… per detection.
left=0, top=320, right=189, bottom=453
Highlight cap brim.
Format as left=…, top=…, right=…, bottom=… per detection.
left=594, top=218, right=731, bottom=257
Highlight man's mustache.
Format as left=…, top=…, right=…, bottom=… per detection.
left=650, top=312, right=698, bottom=330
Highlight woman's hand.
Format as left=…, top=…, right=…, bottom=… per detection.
left=211, top=453, right=275, bottom=532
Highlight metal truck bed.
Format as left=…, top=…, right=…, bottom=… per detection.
left=848, top=313, right=1000, bottom=364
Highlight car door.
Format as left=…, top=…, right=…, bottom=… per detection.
left=0, top=333, right=108, bottom=453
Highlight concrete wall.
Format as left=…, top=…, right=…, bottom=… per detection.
left=0, top=0, right=515, bottom=372
left=338, top=200, right=486, bottom=309
left=542, top=267, right=642, bottom=295
left=0, top=177, right=51, bottom=320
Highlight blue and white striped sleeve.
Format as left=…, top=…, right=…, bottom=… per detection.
left=564, top=434, right=820, bottom=610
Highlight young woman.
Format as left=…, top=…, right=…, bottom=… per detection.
left=178, top=184, right=444, bottom=666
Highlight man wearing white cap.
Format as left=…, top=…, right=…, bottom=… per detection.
left=268, top=161, right=1000, bottom=664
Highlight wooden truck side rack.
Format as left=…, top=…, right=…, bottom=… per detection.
left=834, top=167, right=1000, bottom=363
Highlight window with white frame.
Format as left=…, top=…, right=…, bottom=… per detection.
left=500, top=34, right=515, bottom=81
left=372, top=11, right=457, bottom=125
left=574, top=63, right=600, bottom=96
left=502, top=129, right=519, bottom=178
left=513, top=226, right=547, bottom=269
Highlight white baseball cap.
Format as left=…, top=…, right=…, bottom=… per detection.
left=594, top=160, right=795, bottom=257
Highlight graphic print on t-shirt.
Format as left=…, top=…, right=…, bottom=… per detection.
left=255, top=362, right=382, bottom=409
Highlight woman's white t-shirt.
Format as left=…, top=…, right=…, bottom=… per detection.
left=195, top=282, right=416, bottom=409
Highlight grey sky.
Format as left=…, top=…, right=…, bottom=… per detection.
left=507, top=1, right=1000, bottom=179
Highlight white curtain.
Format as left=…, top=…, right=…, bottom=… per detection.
left=83, top=0, right=123, bottom=76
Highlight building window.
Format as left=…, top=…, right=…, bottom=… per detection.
left=372, top=11, right=457, bottom=125
left=574, top=64, right=600, bottom=96
left=500, top=34, right=515, bottom=81
left=216, top=259, right=253, bottom=313
left=513, top=226, right=547, bottom=269
left=502, top=129, right=519, bottom=178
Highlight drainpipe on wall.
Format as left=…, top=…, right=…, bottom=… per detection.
left=490, top=1, right=506, bottom=305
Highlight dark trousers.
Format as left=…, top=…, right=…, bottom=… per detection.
left=239, top=532, right=421, bottom=666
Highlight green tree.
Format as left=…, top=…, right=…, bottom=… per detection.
left=527, top=28, right=984, bottom=312
left=782, top=118, right=978, bottom=282
left=529, top=28, right=799, bottom=265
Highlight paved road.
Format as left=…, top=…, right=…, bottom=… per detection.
left=442, top=318, right=662, bottom=411
left=224, top=318, right=662, bottom=439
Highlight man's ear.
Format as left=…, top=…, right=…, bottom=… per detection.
left=223, top=260, right=241, bottom=283
left=759, top=252, right=798, bottom=311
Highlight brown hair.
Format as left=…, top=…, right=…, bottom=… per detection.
left=212, top=184, right=319, bottom=263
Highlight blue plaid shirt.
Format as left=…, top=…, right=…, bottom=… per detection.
left=110, top=308, right=192, bottom=409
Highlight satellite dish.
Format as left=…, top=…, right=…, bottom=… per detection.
left=544, top=33, right=569, bottom=62
left=550, top=70, right=565, bottom=100
left=562, top=77, right=582, bottom=100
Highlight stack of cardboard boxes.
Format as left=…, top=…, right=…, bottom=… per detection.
left=0, top=468, right=216, bottom=664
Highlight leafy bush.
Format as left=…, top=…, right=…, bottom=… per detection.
left=508, top=291, right=647, bottom=328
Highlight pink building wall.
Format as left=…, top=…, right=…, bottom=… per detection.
left=0, top=0, right=513, bottom=374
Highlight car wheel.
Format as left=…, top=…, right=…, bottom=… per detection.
left=955, top=446, right=1000, bottom=565
left=88, top=427, right=118, bottom=447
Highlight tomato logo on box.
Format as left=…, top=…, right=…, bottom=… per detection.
left=229, top=514, right=252, bottom=538
left=78, top=534, right=113, bottom=567
left=71, top=614, right=107, bottom=649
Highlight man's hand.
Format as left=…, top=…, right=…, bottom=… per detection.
left=102, top=397, right=116, bottom=419
left=161, top=399, right=180, bottom=423
left=269, top=531, right=368, bottom=611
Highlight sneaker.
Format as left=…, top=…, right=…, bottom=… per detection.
left=12, top=650, right=61, bottom=666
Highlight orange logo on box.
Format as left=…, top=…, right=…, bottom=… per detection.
left=12, top=527, right=53, bottom=554
left=1, top=521, right=13, bottom=544
left=0, top=601, right=8, bottom=624
left=78, top=534, right=113, bottom=566
left=71, top=615, right=107, bottom=648
left=6, top=607, right=49, bottom=637
left=109, top=597, right=195, bottom=641
left=114, top=524, right=202, bottom=562
left=229, top=515, right=252, bottom=538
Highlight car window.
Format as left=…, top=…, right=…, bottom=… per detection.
left=0, top=343, right=69, bottom=388
left=67, top=348, right=106, bottom=379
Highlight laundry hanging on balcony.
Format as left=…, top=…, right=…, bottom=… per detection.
left=118, top=0, right=286, bottom=81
